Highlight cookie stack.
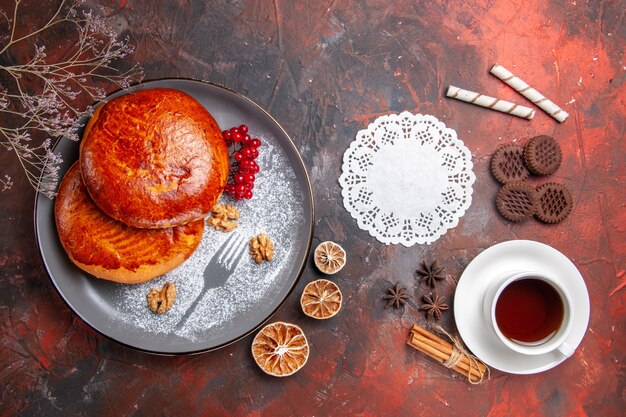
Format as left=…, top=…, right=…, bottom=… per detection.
left=491, top=135, right=573, bottom=223
left=55, top=88, right=230, bottom=283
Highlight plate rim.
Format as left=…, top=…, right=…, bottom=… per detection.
left=33, top=78, right=315, bottom=356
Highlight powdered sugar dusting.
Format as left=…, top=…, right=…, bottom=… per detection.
left=112, top=138, right=304, bottom=341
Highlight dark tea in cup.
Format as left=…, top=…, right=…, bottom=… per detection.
left=495, top=278, right=564, bottom=344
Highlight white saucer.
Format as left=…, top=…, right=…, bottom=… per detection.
left=454, top=240, right=590, bottom=374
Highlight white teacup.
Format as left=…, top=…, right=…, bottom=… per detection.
left=483, top=271, right=575, bottom=357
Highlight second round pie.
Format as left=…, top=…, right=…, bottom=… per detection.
left=55, top=163, right=205, bottom=284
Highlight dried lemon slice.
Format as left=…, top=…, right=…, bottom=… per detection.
left=313, top=241, right=346, bottom=274
left=301, top=279, right=343, bottom=319
left=251, top=322, right=309, bottom=377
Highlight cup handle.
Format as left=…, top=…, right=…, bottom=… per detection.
left=557, top=341, right=575, bottom=358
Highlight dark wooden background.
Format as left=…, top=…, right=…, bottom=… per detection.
left=1, top=0, right=624, bottom=415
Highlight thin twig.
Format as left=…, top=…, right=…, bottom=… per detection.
left=0, top=0, right=144, bottom=198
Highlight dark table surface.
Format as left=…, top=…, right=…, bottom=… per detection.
left=1, top=0, right=624, bottom=416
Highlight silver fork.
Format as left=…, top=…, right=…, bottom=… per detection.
left=176, top=232, right=247, bottom=329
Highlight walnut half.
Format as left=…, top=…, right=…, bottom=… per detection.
left=208, top=217, right=238, bottom=232
left=250, top=233, right=274, bottom=264
left=147, top=282, right=176, bottom=314
left=212, top=203, right=240, bottom=220
left=208, top=203, right=240, bottom=232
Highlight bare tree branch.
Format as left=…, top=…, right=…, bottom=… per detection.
left=0, top=0, right=144, bottom=198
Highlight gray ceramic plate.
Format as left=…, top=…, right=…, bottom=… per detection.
left=35, top=79, right=314, bottom=355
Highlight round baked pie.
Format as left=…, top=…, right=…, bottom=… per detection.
left=55, top=162, right=205, bottom=284
left=80, top=88, right=229, bottom=229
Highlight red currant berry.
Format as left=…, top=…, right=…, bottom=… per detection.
left=231, top=127, right=240, bottom=135
left=252, top=165, right=260, bottom=174
left=244, top=173, right=255, bottom=183
left=250, top=148, right=259, bottom=159
left=233, top=132, right=243, bottom=142
left=223, top=130, right=232, bottom=140
left=234, top=152, right=243, bottom=162
left=244, top=190, right=253, bottom=199
left=239, top=124, right=248, bottom=134
left=251, top=138, right=262, bottom=148
left=225, top=184, right=235, bottom=194
left=234, top=174, right=245, bottom=184
left=241, top=148, right=253, bottom=159
left=236, top=184, right=246, bottom=195
left=242, top=135, right=253, bottom=146
left=237, top=160, right=248, bottom=172
left=235, top=194, right=244, bottom=201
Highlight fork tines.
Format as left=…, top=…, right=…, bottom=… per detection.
left=217, top=233, right=247, bottom=269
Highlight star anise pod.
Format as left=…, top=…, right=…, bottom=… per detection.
left=420, top=292, right=449, bottom=320
left=417, top=260, right=445, bottom=288
left=383, top=283, right=409, bottom=309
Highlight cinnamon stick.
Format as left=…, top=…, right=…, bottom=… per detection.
left=408, top=333, right=483, bottom=381
left=412, top=324, right=450, bottom=350
left=411, top=325, right=487, bottom=375
left=407, top=324, right=488, bottom=383
left=412, top=324, right=486, bottom=374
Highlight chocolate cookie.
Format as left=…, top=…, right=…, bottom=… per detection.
left=523, top=135, right=562, bottom=176
left=491, top=144, right=530, bottom=184
left=535, top=182, right=573, bottom=223
left=496, top=181, right=538, bottom=222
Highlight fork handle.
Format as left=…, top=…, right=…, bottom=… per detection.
left=175, top=286, right=207, bottom=330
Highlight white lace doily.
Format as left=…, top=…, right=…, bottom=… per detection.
left=339, top=112, right=475, bottom=246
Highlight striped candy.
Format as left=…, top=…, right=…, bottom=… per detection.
left=490, top=64, right=569, bottom=123
left=446, top=85, right=535, bottom=120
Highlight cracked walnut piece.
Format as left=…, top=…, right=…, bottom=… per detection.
left=250, top=233, right=274, bottom=264
left=208, top=203, right=240, bottom=232
left=213, top=203, right=240, bottom=220
left=208, top=217, right=238, bottom=232
left=147, top=282, right=176, bottom=314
